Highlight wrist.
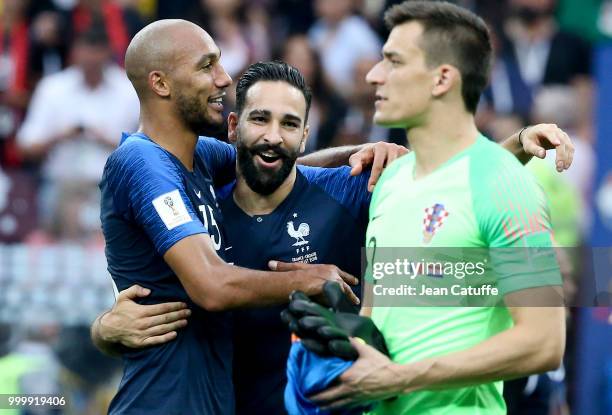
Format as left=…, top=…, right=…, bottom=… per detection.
left=98, top=310, right=119, bottom=343
left=395, top=360, right=430, bottom=394
left=518, top=126, right=531, bottom=147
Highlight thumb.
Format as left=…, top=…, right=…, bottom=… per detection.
left=118, top=284, right=151, bottom=301
left=349, top=154, right=364, bottom=176
left=269, top=260, right=309, bottom=271
left=348, top=337, right=375, bottom=356
left=527, top=141, right=546, bottom=159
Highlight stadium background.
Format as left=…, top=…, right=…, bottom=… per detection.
left=0, top=0, right=610, bottom=414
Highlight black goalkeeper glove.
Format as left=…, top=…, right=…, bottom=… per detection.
left=281, top=281, right=389, bottom=360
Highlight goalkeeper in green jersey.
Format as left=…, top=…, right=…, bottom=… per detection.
left=306, top=2, right=568, bottom=414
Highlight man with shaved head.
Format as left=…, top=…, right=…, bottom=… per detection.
left=97, top=20, right=369, bottom=415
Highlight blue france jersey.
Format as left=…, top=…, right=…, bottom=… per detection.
left=218, top=165, right=371, bottom=415
left=100, top=132, right=236, bottom=415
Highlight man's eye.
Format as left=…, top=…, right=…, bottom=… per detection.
left=252, top=117, right=266, bottom=123
left=201, top=62, right=213, bottom=70
left=283, top=121, right=298, bottom=128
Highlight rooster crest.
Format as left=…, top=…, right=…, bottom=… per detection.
left=286, top=221, right=310, bottom=246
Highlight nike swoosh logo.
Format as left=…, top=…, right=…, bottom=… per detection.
left=371, top=215, right=382, bottom=221
left=195, top=190, right=201, bottom=199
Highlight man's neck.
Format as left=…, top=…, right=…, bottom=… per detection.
left=233, top=168, right=297, bottom=216
left=139, top=108, right=198, bottom=171
left=407, top=106, right=479, bottom=179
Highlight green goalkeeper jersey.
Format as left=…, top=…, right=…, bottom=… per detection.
left=365, top=134, right=561, bottom=415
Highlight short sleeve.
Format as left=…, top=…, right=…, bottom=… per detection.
left=196, top=136, right=237, bottom=186
left=104, top=139, right=208, bottom=255
left=298, top=165, right=371, bottom=220
left=471, top=155, right=562, bottom=295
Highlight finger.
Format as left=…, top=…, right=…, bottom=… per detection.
left=299, top=315, right=329, bottom=332
left=367, top=148, right=386, bottom=192
left=144, top=309, right=191, bottom=327
left=539, top=126, right=561, bottom=147
left=555, top=143, right=568, bottom=172
left=140, top=331, right=178, bottom=347
left=301, top=338, right=330, bottom=356
left=145, top=319, right=188, bottom=337
left=118, top=285, right=151, bottom=301
left=349, top=154, right=365, bottom=176
left=349, top=336, right=381, bottom=357
left=341, top=282, right=360, bottom=305
left=289, top=291, right=310, bottom=302
left=561, top=132, right=574, bottom=169
left=319, top=325, right=350, bottom=340
left=523, top=137, right=546, bottom=159
left=142, top=301, right=189, bottom=317
left=289, top=299, right=330, bottom=317
left=337, top=269, right=359, bottom=286
left=310, top=384, right=351, bottom=403
left=328, top=339, right=358, bottom=360
left=269, top=260, right=309, bottom=271
left=323, top=281, right=358, bottom=313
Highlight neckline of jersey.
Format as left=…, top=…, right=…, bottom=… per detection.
left=129, top=131, right=200, bottom=175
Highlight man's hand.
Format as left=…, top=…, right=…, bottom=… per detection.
left=98, top=285, right=191, bottom=348
left=349, top=142, right=409, bottom=192
left=506, top=124, right=575, bottom=171
left=310, top=338, right=401, bottom=410
left=269, top=260, right=360, bottom=305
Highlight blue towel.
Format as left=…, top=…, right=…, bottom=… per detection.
left=284, top=341, right=373, bottom=415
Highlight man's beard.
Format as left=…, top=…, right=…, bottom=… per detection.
left=176, top=91, right=221, bottom=135
left=236, top=136, right=299, bottom=196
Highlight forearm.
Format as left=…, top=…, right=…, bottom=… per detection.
left=185, top=264, right=309, bottom=311
left=394, top=309, right=565, bottom=393
left=500, top=130, right=532, bottom=166
left=90, top=312, right=127, bottom=358
left=298, top=145, right=363, bottom=167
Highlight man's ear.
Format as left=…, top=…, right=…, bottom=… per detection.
left=299, top=124, right=310, bottom=154
left=431, top=64, right=459, bottom=98
left=228, top=112, right=239, bottom=143
left=149, top=71, right=171, bottom=97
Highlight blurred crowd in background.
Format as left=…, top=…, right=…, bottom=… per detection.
left=0, top=0, right=610, bottom=414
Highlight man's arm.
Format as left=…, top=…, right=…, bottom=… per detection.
left=164, top=234, right=358, bottom=311
left=311, top=299, right=565, bottom=408
left=91, top=246, right=359, bottom=355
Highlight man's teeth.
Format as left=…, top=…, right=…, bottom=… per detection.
left=261, top=151, right=277, bottom=157
left=209, top=97, right=223, bottom=103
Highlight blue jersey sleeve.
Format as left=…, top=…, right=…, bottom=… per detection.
left=297, top=165, right=371, bottom=219
left=105, top=138, right=208, bottom=255
left=196, top=136, right=237, bottom=187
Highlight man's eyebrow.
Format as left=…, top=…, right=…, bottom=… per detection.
left=283, top=114, right=302, bottom=124
left=247, top=109, right=271, bottom=117
left=196, top=51, right=220, bottom=67
left=383, top=50, right=401, bottom=59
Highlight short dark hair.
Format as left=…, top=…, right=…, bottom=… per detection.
left=235, top=61, right=312, bottom=123
left=384, top=0, right=492, bottom=113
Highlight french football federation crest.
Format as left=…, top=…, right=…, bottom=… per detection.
left=422, top=203, right=449, bottom=243
left=287, top=220, right=310, bottom=246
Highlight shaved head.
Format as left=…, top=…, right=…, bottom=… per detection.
left=125, top=19, right=231, bottom=133
left=125, top=19, right=215, bottom=98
